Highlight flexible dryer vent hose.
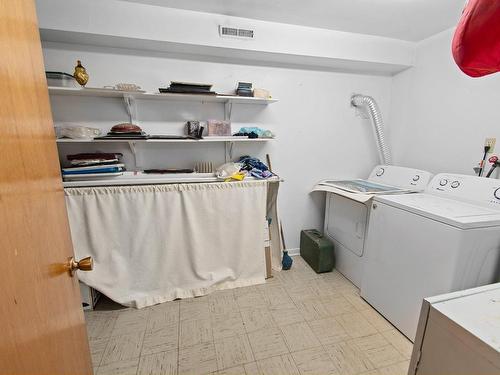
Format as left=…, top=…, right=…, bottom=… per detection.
left=351, top=94, right=392, bottom=165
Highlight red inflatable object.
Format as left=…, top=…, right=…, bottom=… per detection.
left=452, top=0, right=500, bottom=77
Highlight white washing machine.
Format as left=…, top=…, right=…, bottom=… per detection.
left=312, top=165, right=432, bottom=287
left=361, top=173, right=500, bottom=341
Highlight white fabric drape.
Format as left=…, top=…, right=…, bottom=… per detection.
left=65, top=181, right=267, bottom=308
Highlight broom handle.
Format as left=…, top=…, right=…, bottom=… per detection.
left=266, top=154, right=273, bottom=172
left=266, top=154, right=286, bottom=250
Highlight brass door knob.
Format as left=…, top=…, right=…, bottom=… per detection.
left=68, top=256, right=93, bottom=276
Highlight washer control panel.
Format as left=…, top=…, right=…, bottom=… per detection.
left=494, top=188, right=500, bottom=200
left=427, top=173, right=500, bottom=208
left=368, top=165, right=432, bottom=191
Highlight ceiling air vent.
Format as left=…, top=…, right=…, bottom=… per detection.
left=219, top=25, right=254, bottom=39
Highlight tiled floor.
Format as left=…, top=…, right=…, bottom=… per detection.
left=86, top=256, right=413, bottom=375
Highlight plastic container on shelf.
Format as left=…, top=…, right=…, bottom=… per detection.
left=55, top=124, right=102, bottom=139
left=46, top=71, right=80, bottom=88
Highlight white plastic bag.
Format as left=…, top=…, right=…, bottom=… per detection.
left=216, top=162, right=242, bottom=179
left=56, top=124, right=102, bottom=139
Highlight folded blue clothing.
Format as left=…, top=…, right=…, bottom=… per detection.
left=238, top=127, right=265, bottom=136
left=62, top=167, right=122, bottom=175
left=239, top=156, right=269, bottom=172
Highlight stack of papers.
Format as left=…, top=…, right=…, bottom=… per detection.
left=63, top=153, right=125, bottom=180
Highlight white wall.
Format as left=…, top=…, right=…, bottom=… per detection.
left=390, top=29, right=500, bottom=176
left=43, top=43, right=393, bottom=251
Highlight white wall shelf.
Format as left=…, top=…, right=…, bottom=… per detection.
left=62, top=173, right=281, bottom=188
left=48, top=86, right=277, bottom=123
left=56, top=137, right=274, bottom=144
left=48, top=87, right=277, bottom=104
left=56, top=137, right=274, bottom=164
left=56, top=138, right=273, bottom=164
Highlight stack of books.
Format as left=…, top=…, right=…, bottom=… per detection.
left=62, top=153, right=125, bottom=180
left=159, top=82, right=215, bottom=95
left=236, top=82, right=253, bottom=97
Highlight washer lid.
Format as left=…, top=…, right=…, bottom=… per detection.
left=374, top=193, right=500, bottom=229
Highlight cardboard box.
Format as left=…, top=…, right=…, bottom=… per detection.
left=265, top=246, right=272, bottom=279
left=264, top=220, right=272, bottom=278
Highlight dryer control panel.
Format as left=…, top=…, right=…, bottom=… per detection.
left=368, top=165, right=432, bottom=191
left=427, top=173, right=500, bottom=209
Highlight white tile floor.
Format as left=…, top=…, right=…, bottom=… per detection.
left=86, top=256, right=413, bottom=375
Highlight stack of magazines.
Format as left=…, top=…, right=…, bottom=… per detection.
left=159, top=81, right=215, bottom=95
left=236, top=82, right=253, bottom=97
left=62, top=153, right=125, bottom=180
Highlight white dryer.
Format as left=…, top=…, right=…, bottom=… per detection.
left=361, top=173, right=500, bottom=341
left=312, top=165, right=432, bottom=287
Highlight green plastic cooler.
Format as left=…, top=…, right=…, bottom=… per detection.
left=300, top=229, right=335, bottom=273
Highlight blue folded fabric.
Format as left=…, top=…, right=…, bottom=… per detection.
left=249, top=168, right=273, bottom=179
left=62, top=167, right=122, bottom=175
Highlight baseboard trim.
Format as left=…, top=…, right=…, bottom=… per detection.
left=286, top=248, right=300, bottom=257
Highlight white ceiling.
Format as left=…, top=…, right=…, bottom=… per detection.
left=121, top=0, right=465, bottom=41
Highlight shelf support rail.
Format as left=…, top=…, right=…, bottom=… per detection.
left=224, top=141, right=235, bottom=163
left=127, top=141, right=139, bottom=171
left=224, top=101, right=233, bottom=121
left=123, top=94, right=137, bottom=124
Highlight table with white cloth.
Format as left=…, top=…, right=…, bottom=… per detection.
left=64, top=180, right=282, bottom=308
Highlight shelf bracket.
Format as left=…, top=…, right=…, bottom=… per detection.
left=224, top=101, right=233, bottom=121
left=123, top=94, right=137, bottom=124
left=128, top=141, right=139, bottom=171
left=224, top=141, right=234, bottom=163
